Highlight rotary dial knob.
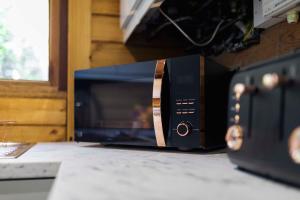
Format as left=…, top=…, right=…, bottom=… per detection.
left=289, top=127, right=300, bottom=164
left=233, top=83, right=256, bottom=100
left=226, top=125, right=243, bottom=151
left=177, top=122, right=192, bottom=137
left=262, top=73, right=286, bottom=90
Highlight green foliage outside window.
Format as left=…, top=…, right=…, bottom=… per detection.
left=0, top=1, right=49, bottom=81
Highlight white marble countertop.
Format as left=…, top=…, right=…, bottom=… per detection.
left=0, top=142, right=300, bottom=200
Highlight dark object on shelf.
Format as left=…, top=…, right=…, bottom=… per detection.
left=226, top=51, right=300, bottom=186
left=74, top=54, right=231, bottom=150
left=130, top=0, right=259, bottom=56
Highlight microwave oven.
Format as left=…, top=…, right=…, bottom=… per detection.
left=74, top=54, right=231, bottom=150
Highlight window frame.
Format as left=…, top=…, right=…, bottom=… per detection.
left=0, top=0, right=68, bottom=95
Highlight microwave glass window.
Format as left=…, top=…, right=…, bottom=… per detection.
left=176, top=75, right=194, bottom=85
left=89, top=82, right=154, bottom=129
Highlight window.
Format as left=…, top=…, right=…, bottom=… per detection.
left=0, top=0, right=49, bottom=81
left=0, top=0, right=67, bottom=91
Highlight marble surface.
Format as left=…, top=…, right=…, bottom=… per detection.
left=0, top=162, right=59, bottom=180
left=0, top=143, right=300, bottom=200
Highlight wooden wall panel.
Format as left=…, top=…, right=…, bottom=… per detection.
left=0, top=98, right=65, bottom=111
left=0, top=98, right=66, bottom=126
left=91, top=43, right=135, bottom=66
left=0, top=98, right=66, bottom=142
left=92, top=15, right=123, bottom=42
left=0, top=126, right=65, bottom=143
left=92, top=0, right=119, bottom=16
left=0, top=111, right=65, bottom=126
left=91, top=42, right=183, bottom=67
left=90, top=0, right=183, bottom=67
left=215, top=22, right=300, bottom=69
left=0, top=82, right=66, bottom=98
left=67, top=0, right=92, bottom=141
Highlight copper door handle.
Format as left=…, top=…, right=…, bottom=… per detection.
left=152, top=59, right=167, bottom=147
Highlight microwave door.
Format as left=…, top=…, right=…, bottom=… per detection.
left=74, top=63, right=156, bottom=146
left=88, top=80, right=157, bottom=146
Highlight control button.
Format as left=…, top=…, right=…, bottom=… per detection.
left=188, top=109, right=195, bottom=114
left=176, top=122, right=192, bottom=137
left=75, top=102, right=82, bottom=107
left=176, top=99, right=182, bottom=105
left=76, top=131, right=83, bottom=137
left=235, top=103, right=241, bottom=112
left=262, top=73, right=285, bottom=90
left=289, top=127, right=300, bottom=164
left=234, top=115, right=240, bottom=123
left=233, top=83, right=256, bottom=100
left=226, top=125, right=243, bottom=151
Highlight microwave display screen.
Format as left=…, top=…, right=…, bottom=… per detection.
left=87, top=81, right=154, bottom=130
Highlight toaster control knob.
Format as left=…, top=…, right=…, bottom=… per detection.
left=226, top=125, right=243, bottom=151
left=262, top=73, right=286, bottom=90
left=177, top=122, right=192, bottom=137
left=233, top=83, right=255, bottom=100
left=289, top=127, right=300, bottom=164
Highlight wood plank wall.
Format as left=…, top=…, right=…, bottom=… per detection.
left=0, top=96, right=66, bottom=142
left=215, top=22, right=300, bottom=68
left=0, top=88, right=67, bottom=143
left=90, top=0, right=183, bottom=68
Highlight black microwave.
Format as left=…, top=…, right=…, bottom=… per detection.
left=74, top=54, right=231, bottom=150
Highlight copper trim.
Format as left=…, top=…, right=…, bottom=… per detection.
left=152, top=59, right=167, bottom=147
left=288, top=127, right=300, bottom=164
left=226, top=125, right=243, bottom=151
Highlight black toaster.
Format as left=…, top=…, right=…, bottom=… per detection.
left=226, top=51, right=300, bottom=186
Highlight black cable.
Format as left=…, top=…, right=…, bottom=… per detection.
left=159, top=7, right=224, bottom=47
left=150, top=16, right=193, bottom=38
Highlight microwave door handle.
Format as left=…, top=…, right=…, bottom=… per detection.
left=152, top=59, right=167, bottom=147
